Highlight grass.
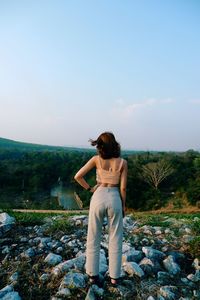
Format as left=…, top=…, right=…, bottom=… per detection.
left=44, top=218, right=74, bottom=235
left=1, top=209, right=85, bottom=226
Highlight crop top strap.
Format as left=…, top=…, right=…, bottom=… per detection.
left=118, top=158, right=124, bottom=172
left=98, top=156, right=102, bottom=169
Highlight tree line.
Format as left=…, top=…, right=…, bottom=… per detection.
left=0, top=148, right=200, bottom=210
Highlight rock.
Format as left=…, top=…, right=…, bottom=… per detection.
left=52, top=254, right=86, bottom=276
left=0, top=285, right=14, bottom=298
left=20, top=237, right=28, bottom=243
left=2, top=246, right=10, bottom=254
left=165, top=228, right=173, bottom=234
left=163, top=255, right=181, bottom=275
left=123, top=216, right=137, bottom=230
left=123, top=261, right=144, bottom=277
left=22, top=247, right=36, bottom=258
left=153, top=226, right=163, bottom=235
left=187, top=270, right=200, bottom=282
left=39, top=237, right=52, bottom=248
left=123, top=249, right=143, bottom=263
left=85, top=287, right=96, bottom=300
left=180, top=277, right=195, bottom=288
left=44, top=253, right=62, bottom=266
left=55, top=247, right=63, bottom=254
left=56, top=288, right=71, bottom=297
left=9, top=272, right=19, bottom=283
left=122, top=243, right=132, bottom=253
left=159, top=286, right=178, bottom=300
left=0, top=285, right=21, bottom=300
left=40, top=273, right=50, bottom=282
left=1, top=291, right=22, bottom=300
left=193, top=289, right=200, bottom=298
left=85, top=284, right=104, bottom=299
left=157, top=271, right=172, bottom=284
left=157, top=296, right=165, bottom=300
left=60, top=272, right=86, bottom=289
left=182, top=235, right=194, bottom=243
left=0, top=213, right=16, bottom=225
left=192, top=258, right=200, bottom=270
left=112, top=284, right=136, bottom=299
left=139, top=257, right=156, bottom=275
left=147, top=297, right=156, bottom=300
left=142, top=247, right=166, bottom=260
left=141, top=225, right=153, bottom=235
left=90, top=284, right=104, bottom=297
left=141, top=238, right=150, bottom=246
left=167, top=251, right=185, bottom=264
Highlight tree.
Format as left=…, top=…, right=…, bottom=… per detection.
left=141, top=159, right=174, bottom=190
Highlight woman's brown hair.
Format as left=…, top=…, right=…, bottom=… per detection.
left=90, top=132, right=121, bottom=159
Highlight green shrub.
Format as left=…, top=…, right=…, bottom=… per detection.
left=188, top=237, right=200, bottom=258
left=44, top=219, right=73, bottom=235
left=191, top=220, right=200, bottom=235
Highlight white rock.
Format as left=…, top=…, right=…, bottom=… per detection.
left=9, top=272, right=19, bottom=283
left=0, top=285, right=14, bottom=298
left=182, top=235, right=194, bottom=243
left=0, top=213, right=16, bottom=225
left=40, top=273, right=50, bottom=282
left=52, top=255, right=86, bottom=276
left=122, top=243, right=132, bottom=253
left=123, top=261, right=144, bottom=277
left=60, top=272, right=86, bottom=288
left=56, top=288, right=71, bottom=297
left=1, top=291, right=22, bottom=300
left=163, top=255, right=181, bottom=275
left=159, top=286, right=177, bottom=300
left=44, top=253, right=62, bottom=266
left=142, top=247, right=166, bottom=260
left=192, top=258, right=200, bottom=270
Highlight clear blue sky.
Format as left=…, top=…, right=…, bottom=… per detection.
left=0, top=0, right=199, bottom=151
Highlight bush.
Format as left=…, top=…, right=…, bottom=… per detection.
left=188, top=237, right=200, bottom=258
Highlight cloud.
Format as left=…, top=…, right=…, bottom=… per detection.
left=110, top=98, right=174, bottom=121
left=189, top=99, right=200, bottom=104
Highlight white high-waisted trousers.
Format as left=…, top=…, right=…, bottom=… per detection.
left=85, top=186, right=123, bottom=279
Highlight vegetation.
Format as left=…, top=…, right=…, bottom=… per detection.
left=0, top=138, right=200, bottom=211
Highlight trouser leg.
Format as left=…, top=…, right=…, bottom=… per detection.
left=85, top=203, right=104, bottom=276
left=107, top=205, right=123, bottom=279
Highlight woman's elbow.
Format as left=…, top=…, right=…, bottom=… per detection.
left=74, top=174, right=79, bottom=181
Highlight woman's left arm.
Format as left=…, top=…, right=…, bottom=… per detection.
left=74, top=156, right=96, bottom=190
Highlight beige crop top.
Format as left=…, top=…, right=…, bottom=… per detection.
left=96, top=156, right=124, bottom=185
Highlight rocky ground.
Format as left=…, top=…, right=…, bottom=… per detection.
left=0, top=211, right=200, bottom=300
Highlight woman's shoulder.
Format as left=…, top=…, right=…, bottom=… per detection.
left=91, top=155, right=99, bottom=162
left=120, top=157, right=127, bottom=162
left=121, top=158, right=128, bottom=167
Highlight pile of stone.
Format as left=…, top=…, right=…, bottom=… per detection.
left=0, top=212, right=200, bottom=300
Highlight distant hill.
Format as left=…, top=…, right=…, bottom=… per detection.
left=0, top=137, right=148, bottom=155
left=0, top=137, right=94, bottom=153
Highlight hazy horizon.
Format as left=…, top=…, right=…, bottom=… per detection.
left=1, top=134, right=199, bottom=153
left=0, top=1, right=199, bottom=152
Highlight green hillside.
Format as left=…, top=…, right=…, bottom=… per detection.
left=0, top=137, right=93, bottom=152
left=0, top=137, right=143, bottom=154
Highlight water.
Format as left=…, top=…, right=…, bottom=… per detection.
left=51, top=185, right=82, bottom=210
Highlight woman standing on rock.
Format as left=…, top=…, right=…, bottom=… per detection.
left=74, top=132, right=127, bottom=286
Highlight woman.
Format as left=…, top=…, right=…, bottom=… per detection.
left=74, top=132, right=127, bottom=286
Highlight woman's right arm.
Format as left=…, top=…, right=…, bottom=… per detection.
left=74, top=156, right=96, bottom=190
left=120, top=159, right=128, bottom=217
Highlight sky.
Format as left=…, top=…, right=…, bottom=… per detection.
left=0, top=0, right=200, bottom=151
